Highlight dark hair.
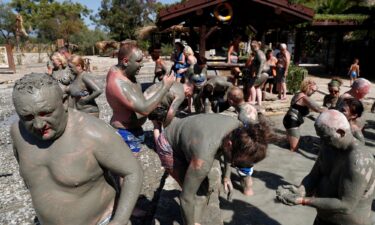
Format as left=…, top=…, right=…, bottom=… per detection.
left=343, top=98, right=364, bottom=118
left=225, top=116, right=276, bottom=166
left=174, top=42, right=184, bottom=51
left=148, top=105, right=168, bottom=122
left=203, top=84, right=214, bottom=96
left=118, top=40, right=138, bottom=61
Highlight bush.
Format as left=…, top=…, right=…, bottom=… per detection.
left=161, top=43, right=173, bottom=56
left=286, top=64, right=308, bottom=94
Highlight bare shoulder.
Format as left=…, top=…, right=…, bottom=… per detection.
left=69, top=110, right=118, bottom=142
left=10, top=122, right=21, bottom=144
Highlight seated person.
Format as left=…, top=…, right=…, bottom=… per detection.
left=323, top=77, right=342, bottom=109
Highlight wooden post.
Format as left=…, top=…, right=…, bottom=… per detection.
left=199, top=24, right=206, bottom=57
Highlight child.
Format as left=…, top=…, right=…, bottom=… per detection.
left=348, top=58, right=360, bottom=86
left=149, top=46, right=167, bottom=83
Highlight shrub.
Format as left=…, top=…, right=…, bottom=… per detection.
left=161, top=43, right=173, bottom=56
left=286, top=64, right=308, bottom=94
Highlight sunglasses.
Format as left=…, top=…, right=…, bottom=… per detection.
left=329, top=90, right=339, bottom=94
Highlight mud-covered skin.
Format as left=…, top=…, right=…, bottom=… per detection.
left=144, top=82, right=192, bottom=127
left=199, top=76, right=233, bottom=113
left=11, top=75, right=143, bottom=225
left=277, top=110, right=375, bottom=225
left=164, top=114, right=241, bottom=225
left=106, top=48, right=175, bottom=129
left=69, top=71, right=102, bottom=115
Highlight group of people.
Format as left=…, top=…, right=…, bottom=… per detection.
left=10, top=38, right=375, bottom=225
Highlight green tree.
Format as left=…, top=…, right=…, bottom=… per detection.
left=94, top=0, right=161, bottom=41
left=0, top=2, right=17, bottom=44
left=70, top=27, right=109, bottom=55
left=9, top=0, right=90, bottom=43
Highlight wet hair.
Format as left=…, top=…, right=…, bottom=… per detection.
left=225, top=116, right=273, bottom=166
left=118, top=40, right=138, bottom=61
left=343, top=98, right=364, bottom=118
left=70, top=54, right=84, bottom=69
left=51, top=52, right=67, bottom=67
left=300, top=78, right=316, bottom=93
left=148, top=105, right=168, bottom=122
left=13, top=73, right=62, bottom=98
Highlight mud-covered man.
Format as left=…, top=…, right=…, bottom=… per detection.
left=106, top=41, right=175, bottom=154
left=11, top=73, right=143, bottom=225
left=198, top=76, right=233, bottom=113
left=277, top=110, right=375, bottom=225
left=152, top=113, right=272, bottom=225
left=144, top=81, right=194, bottom=127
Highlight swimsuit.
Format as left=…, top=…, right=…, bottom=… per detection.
left=117, top=128, right=145, bottom=153
left=173, top=52, right=188, bottom=78
left=237, top=167, right=254, bottom=176
left=351, top=71, right=357, bottom=78
left=283, top=103, right=309, bottom=129
left=155, top=132, right=185, bottom=170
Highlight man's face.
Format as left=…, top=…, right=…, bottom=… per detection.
left=14, top=88, right=68, bottom=141
left=125, top=48, right=143, bottom=77
left=328, top=87, right=339, bottom=97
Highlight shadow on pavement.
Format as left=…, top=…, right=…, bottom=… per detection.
left=220, top=197, right=282, bottom=225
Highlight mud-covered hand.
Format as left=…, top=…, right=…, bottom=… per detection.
left=276, top=185, right=303, bottom=206
left=223, top=177, right=233, bottom=201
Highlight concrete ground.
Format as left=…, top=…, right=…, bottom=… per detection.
left=1, top=55, right=375, bottom=225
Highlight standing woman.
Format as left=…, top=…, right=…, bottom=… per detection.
left=68, top=55, right=102, bottom=118
left=283, top=79, right=325, bottom=152
left=227, top=35, right=242, bottom=85
left=264, top=49, right=278, bottom=94
left=171, top=42, right=186, bottom=83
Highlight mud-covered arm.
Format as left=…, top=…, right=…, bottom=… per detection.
left=81, top=75, right=102, bottom=103
left=255, top=51, right=266, bottom=77
left=117, top=77, right=173, bottom=116
left=164, top=92, right=184, bottom=127
left=300, top=154, right=321, bottom=196
left=94, top=127, right=143, bottom=225
left=300, top=157, right=369, bottom=213
left=303, top=96, right=325, bottom=113
left=180, top=156, right=213, bottom=225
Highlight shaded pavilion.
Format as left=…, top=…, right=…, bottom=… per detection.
left=157, top=0, right=314, bottom=57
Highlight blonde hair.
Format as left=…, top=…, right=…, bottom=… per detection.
left=70, top=54, right=85, bottom=69
left=300, top=78, right=316, bottom=93
left=51, top=52, right=67, bottom=67
left=184, top=45, right=194, bottom=56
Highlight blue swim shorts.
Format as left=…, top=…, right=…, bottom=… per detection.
left=237, top=167, right=254, bottom=177
left=117, top=128, right=145, bottom=153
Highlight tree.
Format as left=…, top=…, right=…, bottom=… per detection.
left=94, top=0, right=162, bottom=41
left=0, top=2, right=17, bottom=44
left=9, top=0, right=90, bottom=43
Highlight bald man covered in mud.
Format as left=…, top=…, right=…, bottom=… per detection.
left=226, top=87, right=259, bottom=196
left=106, top=41, right=175, bottom=154
left=151, top=112, right=272, bottom=225
left=198, top=76, right=233, bottom=113
left=11, top=73, right=143, bottom=225
left=144, top=81, right=194, bottom=127
left=277, top=110, right=375, bottom=225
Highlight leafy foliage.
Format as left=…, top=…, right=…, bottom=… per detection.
left=0, top=2, right=17, bottom=43
left=286, top=64, right=308, bottom=94
left=9, top=0, right=90, bottom=43
left=94, top=0, right=161, bottom=41
left=70, top=27, right=109, bottom=55
left=314, top=14, right=370, bottom=22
